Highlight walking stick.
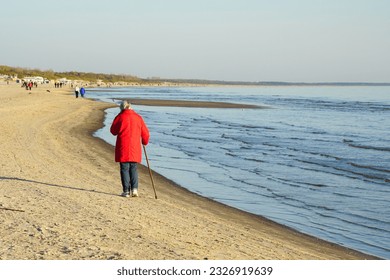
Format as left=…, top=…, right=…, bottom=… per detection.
left=143, top=145, right=158, bottom=199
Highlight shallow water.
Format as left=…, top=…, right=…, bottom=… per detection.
left=91, top=86, right=390, bottom=259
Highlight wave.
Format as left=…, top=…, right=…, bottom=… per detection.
left=269, top=97, right=390, bottom=112
left=349, top=163, right=390, bottom=173
left=343, top=139, right=390, bottom=152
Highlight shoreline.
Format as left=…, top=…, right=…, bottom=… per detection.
left=0, top=83, right=380, bottom=259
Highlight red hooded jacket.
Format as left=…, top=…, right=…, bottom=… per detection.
left=110, top=109, right=150, bottom=163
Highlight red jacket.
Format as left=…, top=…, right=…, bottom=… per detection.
left=110, top=109, right=150, bottom=163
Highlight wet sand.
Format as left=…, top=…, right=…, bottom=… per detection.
left=117, top=98, right=267, bottom=108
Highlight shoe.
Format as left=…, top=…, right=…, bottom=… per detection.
left=132, top=189, right=139, bottom=197
left=121, top=192, right=130, bottom=198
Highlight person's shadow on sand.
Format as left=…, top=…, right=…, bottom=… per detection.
left=0, top=176, right=116, bottom=198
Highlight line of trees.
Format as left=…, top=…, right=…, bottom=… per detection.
left=0, top=65, right=142, bottom=84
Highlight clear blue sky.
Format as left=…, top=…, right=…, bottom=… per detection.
left=1, top=0, right=389, bottom=82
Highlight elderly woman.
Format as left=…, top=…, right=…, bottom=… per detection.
left=110, top=100, right=150, bottom=197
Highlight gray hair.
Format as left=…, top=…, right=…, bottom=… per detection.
left=120, top=100, right=131, bottom=111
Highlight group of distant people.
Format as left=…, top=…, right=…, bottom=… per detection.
left=20, top=80, right=86, bottom=98
left=54, top=82, right=65, bottom=88
left=74, top=86, right=86, bottom=98
left=21, top=81, right=38, bottom=90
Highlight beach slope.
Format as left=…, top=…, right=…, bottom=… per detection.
left=0, top=84, right=378, bottom=260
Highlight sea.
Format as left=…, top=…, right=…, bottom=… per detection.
left=88, top=85, right=390, bottom=259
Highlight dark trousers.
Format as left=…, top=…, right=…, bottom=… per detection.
left=120, top=162, right=138, bottom=193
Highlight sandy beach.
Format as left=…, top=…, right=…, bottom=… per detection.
left=0, top=83, right=378, bottom=260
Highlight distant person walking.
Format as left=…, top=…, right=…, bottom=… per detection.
left=110, top=101, right=150, bottom=198
left=80, top=87, right=85, bottom=97
left=75, top=86, right=80, bottom=98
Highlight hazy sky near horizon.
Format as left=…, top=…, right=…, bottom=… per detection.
left=1, top=0, right=389, bottom=82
